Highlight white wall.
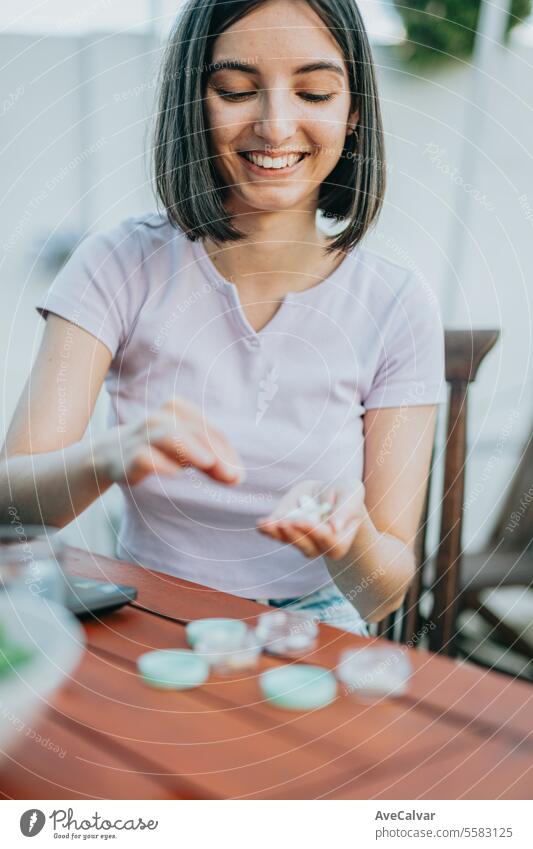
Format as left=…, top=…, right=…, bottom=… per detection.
left=1, top=31, right=531, bottom=558
left=0, top=32, right=157, bottom=556
left=368, top=42, right=533, bottom=551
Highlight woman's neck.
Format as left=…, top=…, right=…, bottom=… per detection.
left=202, top=210, right=343, bottom=296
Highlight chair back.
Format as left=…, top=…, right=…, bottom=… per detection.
left=487, top=431, right=533, bottom=554
left=376, top=329, right=500, bottom=656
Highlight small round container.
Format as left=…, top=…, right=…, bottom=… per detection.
left=255, top=610, right=319, bottom=657
left=260, top=664, right=337, bottom=711
left=137, top=649, right=209, bottom=690
left=336, top=646, right=412, bottom=702
left=194, top=629, right=262, bottom=676
left=185, top=618, right=247, bottom=648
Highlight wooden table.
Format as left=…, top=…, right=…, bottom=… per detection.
left=1, top=546, right=532, bottom=800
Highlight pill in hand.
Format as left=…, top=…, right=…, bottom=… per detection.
left=285, top=495, right=333, bottom=523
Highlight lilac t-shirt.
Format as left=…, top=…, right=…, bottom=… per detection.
left=35, top=213, right=447, bottom=598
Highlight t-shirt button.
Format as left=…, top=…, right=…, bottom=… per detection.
left=250, top=338, right=260, bottom=348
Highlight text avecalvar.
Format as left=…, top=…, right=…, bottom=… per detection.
left=375, top=810, right=436, bottom=821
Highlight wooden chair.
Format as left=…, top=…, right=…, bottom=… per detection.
left=376, top=329, right=500, bottom=656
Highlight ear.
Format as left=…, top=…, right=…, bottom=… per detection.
left=346, top=107, right=360, bottom=135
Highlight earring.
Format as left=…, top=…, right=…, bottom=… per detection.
left=347, top=126, right=359, bottom=143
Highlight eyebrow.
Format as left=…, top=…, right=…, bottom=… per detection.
left=206, top=60, right=345, bottom=78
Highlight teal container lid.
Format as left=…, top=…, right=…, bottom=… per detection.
left=137, top=649, right=209, bottom=690
left=185, top=618, right=247, bottom=648
left=259, top=664, right=337, bottom=711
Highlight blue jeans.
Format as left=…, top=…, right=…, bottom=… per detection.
left=257, top=582, right=369, bottom=637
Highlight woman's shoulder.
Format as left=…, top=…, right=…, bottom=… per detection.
left=350, top=244, right=440, bottom=314
left=66, top=212, right=192, bottom=296
left=353, top=244, right=415, bottom=290
left=86, top=211, right=182, bottom=256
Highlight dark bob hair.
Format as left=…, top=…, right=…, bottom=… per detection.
left=153, top=0, right=386, bottom=255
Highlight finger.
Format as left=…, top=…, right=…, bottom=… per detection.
left=284, top=512, right=336, bottom=548
left=302, top=520, right=337, bottom=553
left=207, top=458, right=244, bottom=485
left=190, top=424, right=244, bottom=483
left=259, top=512, right=302, bottom=537
left=152, top=429, right=217, bottom=470
left=256, top=513, right=284, bottom=530
left=258, top=482, right=325, bottom=531
left=294, top=514, right=358, bottom=560
left=162, top=399, right=225, bottom=450
left=270, top=523, right=295, bottom=547
left=153, top=427, right=243, bottom=484
left=278, top=522, right=319, bottom=558
left=160, top=402, right=245, bottom=483
left=288, top=522, right=323, bottom=558
left=128, top=445, right=184, bottom=483
left=257, top=502, right=294, bottom=525
left=204, top=426, right=245, bottom=480
left=256, top=522, right=284, bottom=543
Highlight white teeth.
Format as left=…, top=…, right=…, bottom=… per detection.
left=244, top=152, right=303, bottom=169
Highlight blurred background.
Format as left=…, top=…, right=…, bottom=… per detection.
left=1, top=2, right=532, bottom=671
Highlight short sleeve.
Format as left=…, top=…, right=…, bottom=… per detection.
left=35, top=219, right=141, bottom=360
left=364, top=274, right=447, bottom=410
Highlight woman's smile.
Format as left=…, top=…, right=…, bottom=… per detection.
left=237, top=149, right=310, bottom=177
left=203, top=0, right=358, bottom=215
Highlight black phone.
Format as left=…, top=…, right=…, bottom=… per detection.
left=65, top=577, right=137, bottom=617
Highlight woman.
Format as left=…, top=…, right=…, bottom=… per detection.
left=0, top=0, right=446, bottom=635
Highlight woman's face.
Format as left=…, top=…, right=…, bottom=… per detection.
left=204, top=0, right=358, bottom=217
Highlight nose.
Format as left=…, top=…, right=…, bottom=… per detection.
left=252, top=86, right=298, bottom=148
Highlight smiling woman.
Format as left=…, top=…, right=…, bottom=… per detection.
left=154, top=0, right=386, bottom=253
left=1, top=0, right=447, bottom=636
left=205, top=55, right=351, bottom=193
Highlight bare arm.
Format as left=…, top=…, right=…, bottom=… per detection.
left=257, top=404, right=437, bottom=623
left=0, top=314, right=115, bottom=526
left=325, top=404, right=438, bottom=622
left=0, top=314, right=244, bottom=528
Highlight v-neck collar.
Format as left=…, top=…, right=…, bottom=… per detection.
left=191, top=237, right=357, bottom=345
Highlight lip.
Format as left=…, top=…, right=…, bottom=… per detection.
left=240, top=149, right=310, bottom=155
left=238, top=151, right=308, bottom=177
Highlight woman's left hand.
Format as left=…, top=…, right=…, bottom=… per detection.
left=256, top=479, right=366, bottom=560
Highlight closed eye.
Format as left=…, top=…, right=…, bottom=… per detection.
left=214, top=88, right=334, bottom=103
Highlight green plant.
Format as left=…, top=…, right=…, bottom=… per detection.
left=393, top=0, right=532, bottom=66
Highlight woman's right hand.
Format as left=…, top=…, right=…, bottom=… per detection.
left=95, top=397, right=244, bottom=488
